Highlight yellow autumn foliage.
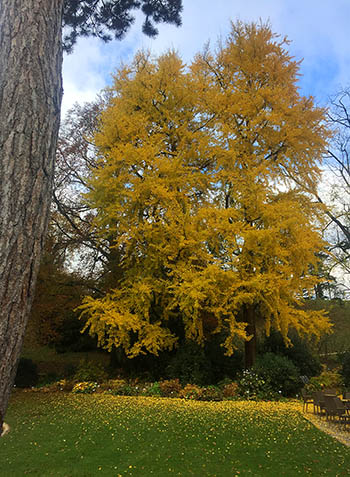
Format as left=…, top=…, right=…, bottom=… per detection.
left=79, top=21, right=332, bottom=358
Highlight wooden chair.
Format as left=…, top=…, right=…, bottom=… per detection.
left=301, top=388, right=313, bottom=412
left=334, top=397, right=350, bottom=427
left=313, top=391, right=326, bottom=415
left=323, top=395, right=339, bottom=420
left=323, top=395, right=350, bottom=426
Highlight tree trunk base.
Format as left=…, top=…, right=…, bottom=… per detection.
left=1, top=422, right=10, bottom=437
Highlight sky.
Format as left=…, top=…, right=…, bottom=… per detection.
left=61, top=0, right=350, bottom=117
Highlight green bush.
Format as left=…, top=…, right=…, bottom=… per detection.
left=166, top=342, right=213, bottom=385
left=237, top=369, right=276, bottom=400
left=73, top=359, right=108, bottom=383
left=259, top=330, right=321, bottom=377
left=142, top=382, right=162, bottom=397
left=15, top=358, right=39, bottom=388
left=307, top=367, right=343, bottom=391
left=111, top=383, right=139, bottom=396
left=340, top=350, right=350, bottom=388
left=253, top=352, right=301, bottom=397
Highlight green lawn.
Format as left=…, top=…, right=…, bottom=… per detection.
left=1, top=391, right=350, bottom=476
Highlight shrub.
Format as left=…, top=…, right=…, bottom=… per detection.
left=307, top=367, right=343, bottom=392
left=101, top=379, right=127, bottom=392
left=179, top=384, right=203, bottom=400
left=198, top=386, right=223, bottom=401
left=159, top=379, right=182, bottom=397
left=111, top=383, right=139, bottom=396
left=237, top=370, right=276, bottom=400
left=56, top=379, right=74, bottom=391
left=259, top=330, right=321, bottom=377
left=204, top=335, right=244, bottom=381
left=73, top=359, right=108, bottom=383
left=72, top=381, right=98, bottom=394
left=340, top=350, right=350, bottom=388
left=166, top=342, right=213, bottom=385
left=55, top=314, right=97, bottom=353
left=253, top=352, right=301, bottom=397
left=142, top=382, right=162, bottom=397
left=15, top=358, right=39, bottom=388
left=222, top=381, right=239, bottom=398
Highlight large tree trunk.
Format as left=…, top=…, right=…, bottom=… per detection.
left=0, top=0, right=64, bottom=434
left=244, top=305, right=257, bottom=369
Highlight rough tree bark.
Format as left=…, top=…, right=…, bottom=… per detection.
left=0, top=0, right=64, bottom=434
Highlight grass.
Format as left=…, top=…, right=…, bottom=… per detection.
left=1, top=392, right=350, bottom=476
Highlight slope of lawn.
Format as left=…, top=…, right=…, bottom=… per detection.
left=1, top=391, right=350, bottom=476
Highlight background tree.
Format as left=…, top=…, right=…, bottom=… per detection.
left=24, top=221, right=94, bottom=353
left=288, top=88, right=350, bottom=296
left=53, top=100, right=107, bottom=277
left=321, top=89, right=350, bottom=289
left=0, top=0, right=182, bottom=434
left=80, top=22, right=331, bottom=369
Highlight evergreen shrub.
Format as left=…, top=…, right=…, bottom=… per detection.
left=340, top=350, right=350, bottom=387
left=15, top=358, right=39, bottom=388
left=73, top=359, right=108, bottom=383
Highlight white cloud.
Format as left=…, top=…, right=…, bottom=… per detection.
left=62, top=0, right=350, bottom=113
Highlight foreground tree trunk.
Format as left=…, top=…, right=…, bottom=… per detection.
left=0, top=0, right=64, bottom=434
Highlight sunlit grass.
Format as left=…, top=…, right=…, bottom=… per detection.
left=1, top=391, right=350, bottom=476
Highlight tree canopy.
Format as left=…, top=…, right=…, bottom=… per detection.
left=79, top=21, right=331, bottom=366
left=63, top=0, right=183, bottom=52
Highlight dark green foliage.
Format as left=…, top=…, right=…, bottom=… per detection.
left=166, top=342, right=213, bottom=385
left=62, top=0, right=183, bottom=52
left=14, top=358, right=39, bottom=388
left=142, top=381, right=162, bottom=396
left=253, top=352, right=301, bottom=397
left=259, top=330, right=321, bottom=377
left=109, top=346, right=172, bottom=381
left=55, top=314, right=97, bottom=353
left=236, top=369, right=276, bottom=400
left=339, top=349, right=350, bottom=387
left=205, top=335, right=244, bottom=381
left=111, top=383, right=139, bottom=396
left=73, top=359, right=108, bottom=383
left=302, top=299, right=350, bottom=356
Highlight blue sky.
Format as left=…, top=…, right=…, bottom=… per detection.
left=61, top=0, right=350, bottom=116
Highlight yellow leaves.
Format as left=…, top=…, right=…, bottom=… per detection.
left=79, top=21, right=332, bottom=359
left=78, top=289, right=177, bottom=358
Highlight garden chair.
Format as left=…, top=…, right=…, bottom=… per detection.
left=312, top=391, right=326, bottom=415
left=323, top=395, right=339, bottom=420
left=301, top=388, right=313, bottom=412
left=334, top=397, right=350, bottom=428
left=323, top=396, right=350, bottom=427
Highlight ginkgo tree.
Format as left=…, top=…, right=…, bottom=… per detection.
left=80, top=21, right=332, bottom=367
